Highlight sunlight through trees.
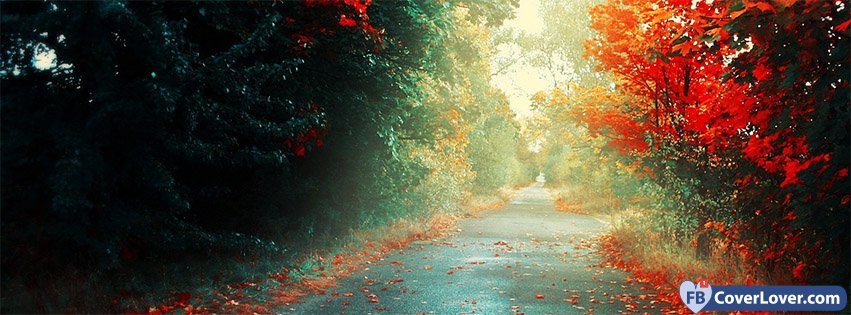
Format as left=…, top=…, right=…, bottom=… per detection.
left=0, top=0, right=847, bottom=313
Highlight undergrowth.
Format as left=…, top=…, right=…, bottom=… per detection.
left=554, top=183, right=759, bottom=313
left=119, top=187, right=520, bottom=314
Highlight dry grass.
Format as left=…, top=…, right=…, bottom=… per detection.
left=127, top=186, right=521, bottom=313
left=554, top=198, right=591, bottom=215
left=550, top=185, right=620, bottom=221
left=465, top=186, right=517, bottom=213
left=608, top=220, right=752, bottom=285
left=266, top=213, right=465, bottom=308
left=549, top=183, right=757, bottom=312
left=594, top=206, right=758, bottom=313
left=264, top=187, right=518, bottom=309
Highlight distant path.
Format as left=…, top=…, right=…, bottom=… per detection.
left=281, top=183, right=665, bottom=314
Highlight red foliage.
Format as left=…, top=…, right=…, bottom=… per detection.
left=281, top=125, right=328, bottom=158
left=338, top=15, right=357, bottom=27
left=586, top=0, right=848, bottom=186
left=586, top=0, right=849, bottom=285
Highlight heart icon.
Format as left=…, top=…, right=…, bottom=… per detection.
left=679, top=280, right=712, bottom=313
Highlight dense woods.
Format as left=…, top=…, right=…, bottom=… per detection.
left=530, top=0, right=849, bottom=308
left=1, top=1, right=534, bottom=312
left=1, top=0, right=848, bottom=313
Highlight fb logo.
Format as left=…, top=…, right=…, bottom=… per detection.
left=680, top=280, right=712, bottom=313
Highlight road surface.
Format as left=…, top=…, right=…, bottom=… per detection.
left=280, top=183, right=665, bottom=314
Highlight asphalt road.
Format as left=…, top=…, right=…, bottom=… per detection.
left=280, top=183, right=666, bottom=314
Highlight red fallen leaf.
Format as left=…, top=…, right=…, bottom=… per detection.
left=471, top=299, right=477, bottom=304
left=535, top=294, right=545, bottom=299
left=366, top=293, right=378, bottom=299
left=342, top=292, right=354, bottom=297
left=331, top=292, right=340, bottom=297
left=342, top=301, right=351, bottom=306
left=332, top=253, right=344, bottom=266
left=368, top=298, right=380, bottom=303
left=423, top=265, right=433, bottom=270
left=271, top=272, right=289, bottom=283
left=387, top=278, right=404, bottom=284
left=467, top=260, right=485, bottom=265
left=447, top=271, right=454, bottom=275
left=494, top=240, right=510, bottom=246
left=375, top=306, right=387, bottom=311
left=389, top=261, right=404, bottom=267
left=175, top=292, right=191, bottom=306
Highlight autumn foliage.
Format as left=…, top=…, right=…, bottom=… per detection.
left=576, top=0, right=848, bottom=288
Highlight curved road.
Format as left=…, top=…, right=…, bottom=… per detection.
left=281, top=183, right=666, bottom=314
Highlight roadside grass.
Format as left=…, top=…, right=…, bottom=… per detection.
left=262, top=186, right=520, bottom=311
left=605, top=207, right=753, bottom=284
left=129, top=186, right=521, bottom=314
left=550, top=184, right=619, bottom=218
left=465, top=186, right=517, bottom=213
left=551, top=183, right=757, bottom=313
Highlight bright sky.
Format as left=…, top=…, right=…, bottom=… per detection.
left=491, top=0, right=549, bottom=118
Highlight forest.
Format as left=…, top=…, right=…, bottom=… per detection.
left=529, top=0, right=850, bottom=310
left=1, top=0, right=848, bottom=314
